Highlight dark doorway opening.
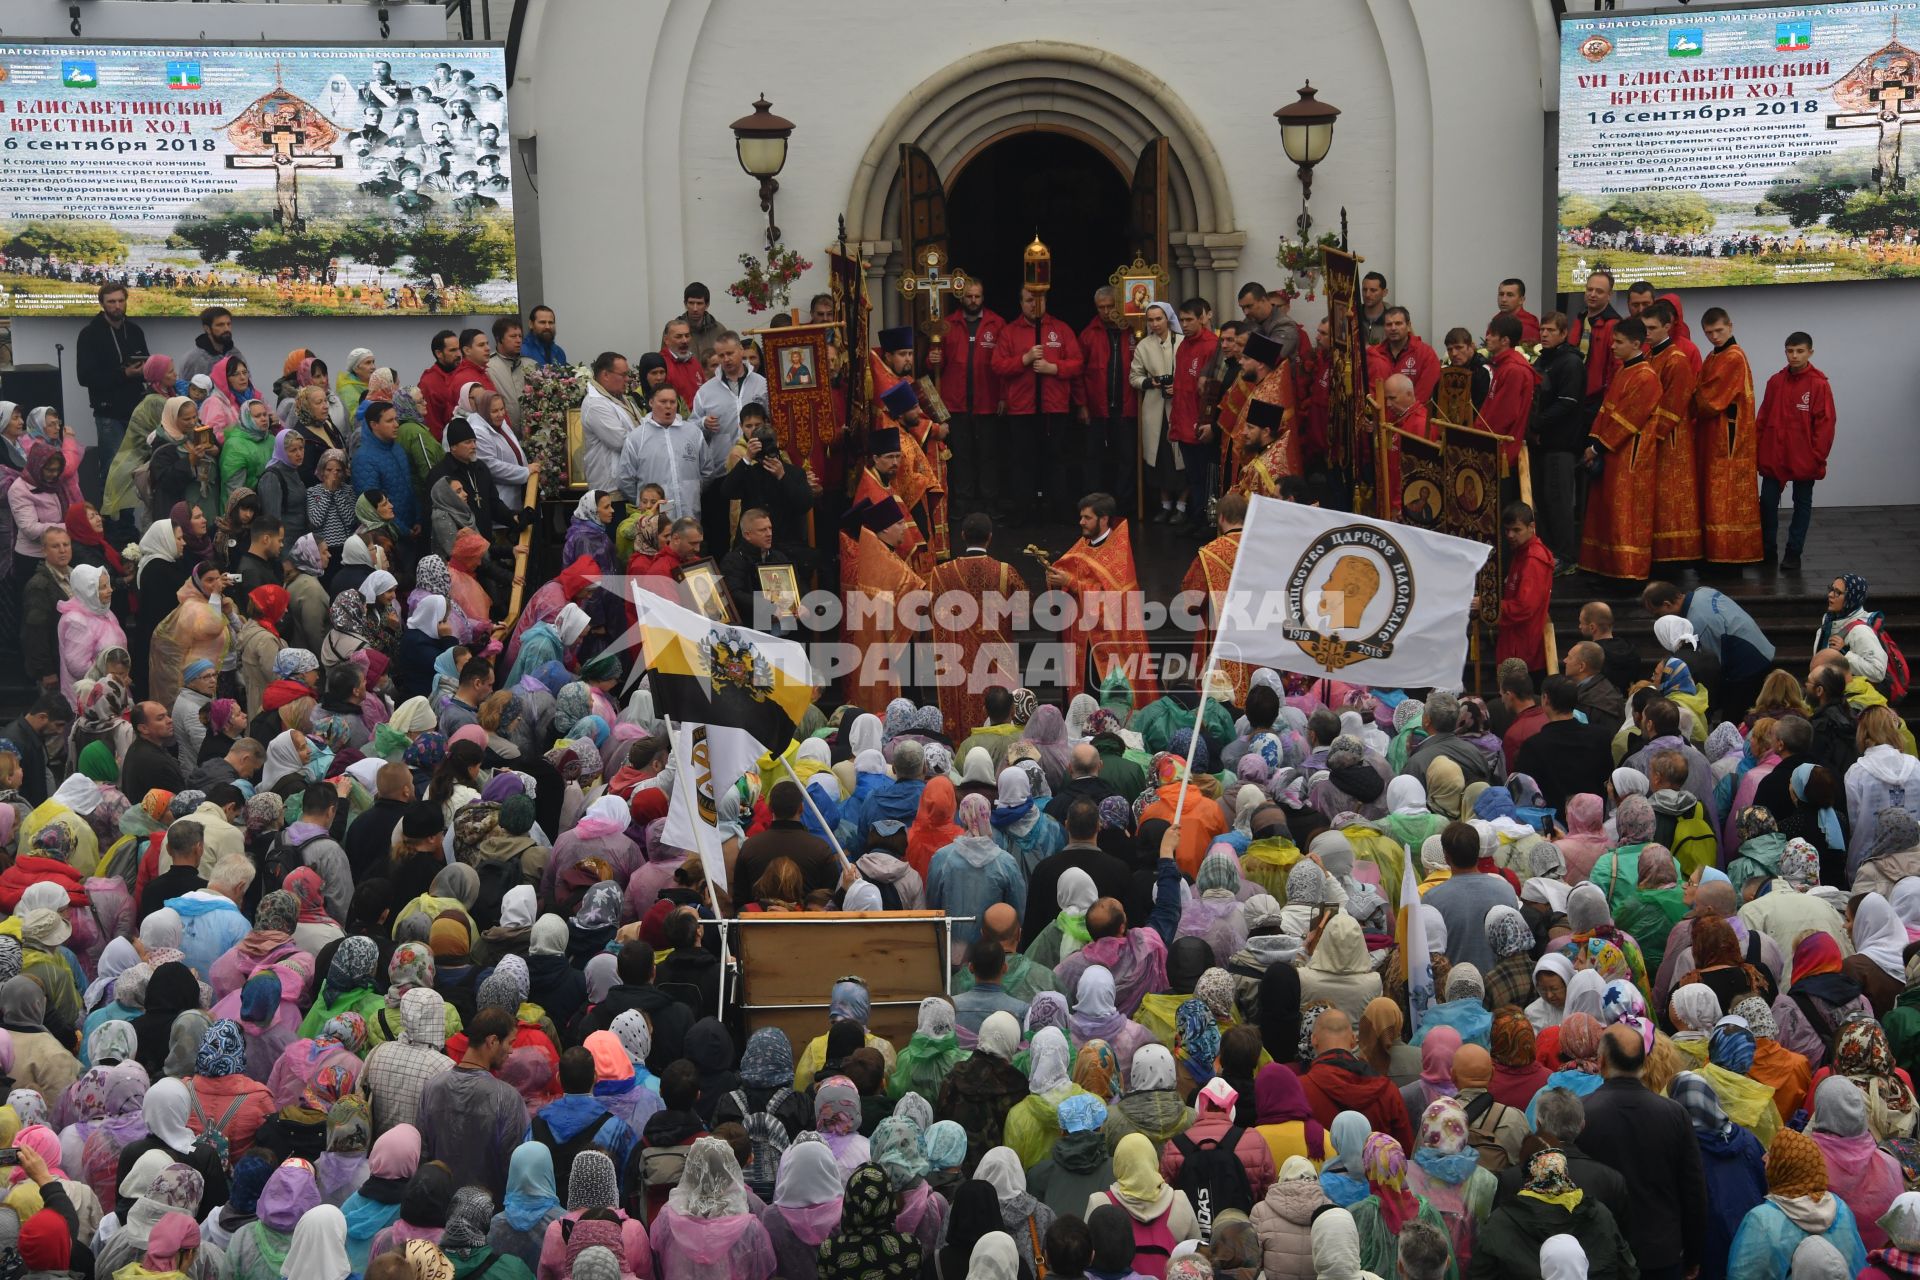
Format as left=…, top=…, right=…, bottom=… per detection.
left=945, top=130, right=1131, bottom=334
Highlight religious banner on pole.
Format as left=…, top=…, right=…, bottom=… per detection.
left=1320, top=246, right=1370, bottom=514
left=1441, top=422, right=1506, bottom=632
left=1433, top=365, right=1474, bottom=429
left=1390, top=426, right=1445, bottom=531
left=827, top=246, right=871, bottom=451
left=1211, top=494, right=1490, bottom=691
left=746, top=321, right=835, bottom=480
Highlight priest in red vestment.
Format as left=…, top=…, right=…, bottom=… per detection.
left=1043, top=493, right=1157, bottom=712
left=1579, top=318, right=1663, bottom=580
left=1368, top=307, right=1442, bottom=406
left=925, top=512, right=1026, bottom=740
left=851, top=426, right=925, bottom=566
left=1692, top=307, right=1763, bottom=565
left=1645, top=298, right=1702, bottom=563
left=1180, top=492, right=1254, bottom=704
left=841, top=496, right=926, bottom=715
left=869, top=330, right=945, bottom=569
left=1234, top=399, right=1290, bottom=500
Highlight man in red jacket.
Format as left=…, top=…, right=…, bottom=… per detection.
left=990, top=285, right=1084, bottom=509
left=450, top=327, right=500, bottom=428
left=1493, top=277, right=1541, bottom=345
left=1075, top=286, right=1137, bottom=512
left=1479, top=313, right=1537, bottom=468
left=1497, top=502, right=1555, bottom=678
left=1300, top=1008, right=1413, bottom=1149
left=935, top=279, right=1006, bottom=513
left=660, top=318, right=704, bottom=408
left=1756, top=330, right=1835, bottom=572
left=417, top=329, right=464, bottom=437
left=1369, top=306, right=1442, bottom=406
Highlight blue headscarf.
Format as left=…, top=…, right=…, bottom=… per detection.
left=228, top=1150, right=276, bottom=1216
left=1790, top=763, right=1847, bottom=850
left=1818, top=573, right=1872, bottom=648
left=1657, top=656, right=1698, bottom=696
left=1176, top=996, right=1220, bottom=1087
left=830, top=979, right=871, bottom=1027
left=569, top=715, right=612, bottom=749
left=240, top=971, right=282, bottom=1024
left=502, top=1141, right=562, bottom=1232
left=923, top=1120, right=967, bottom=1171
left=1709, top=1022, right=1757, bottom=1075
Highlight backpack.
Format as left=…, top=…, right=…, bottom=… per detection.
left=472, top=854, right=524, bottom=933
left=186, top=1088, right=249, bottom=1173
left=532, top=1110, right=618, bottom=1205
left=267, top=828, right=326, bottom=889
left=1103, top=1188, right=1177, bottom=1269
left=640, top=1140, right=695, bottom=1223
left=1168, top=1125, right=1254, bottom=1243
left=1462, top=1091, right=1515, bottom=1172
left=1846, top=614, right=1911, bottom=702
left=727, top=1087, right=793, bottom=1200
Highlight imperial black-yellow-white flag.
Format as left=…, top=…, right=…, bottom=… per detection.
left=631, top=586, right=815, bottom=889
left=1212, top=494, right=1491, bottom=691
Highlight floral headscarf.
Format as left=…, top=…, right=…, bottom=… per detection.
left=1523, top=1148, right=1578, bottom=1198
left=1175, top=997, right=1220, bottom=1077
left=1834, top=1018, right=1919, bottom=1139
left=813, top=1076, right=860, bottom=1135
left=194, top=1020, right=248, bottom=1078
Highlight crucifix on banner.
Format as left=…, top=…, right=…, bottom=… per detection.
left=896, top=246, right=969, bottom=376
left=1829, top=74, right=1920, bottom=191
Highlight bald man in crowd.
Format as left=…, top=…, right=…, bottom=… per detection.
left=1563, top=640, right=1625, bottom=726
left=951, top=903, right=1058, bottom=1001
left=1299, top=1009, right=1412, bottom=1147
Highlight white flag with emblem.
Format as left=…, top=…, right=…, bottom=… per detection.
left=1211, top=495, right=1491, bottom=690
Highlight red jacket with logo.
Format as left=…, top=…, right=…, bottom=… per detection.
left=1367, top=335, right=1442, bottom=405
left=1168, top=327, right=1219, bottom=445
left=1498, top=534, right=1556, bottom=670
left=990, top=314, right=1085, bottom=415
left=938, top=308, right=1007, bottom=414
left=1074, top=319, right=1137, bottom=419
left=1756, top=362, right=1835, bottom=482
left=1480, top=347, right=1539, bottom=463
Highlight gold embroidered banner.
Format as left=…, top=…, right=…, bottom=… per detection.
left=1441, top=421, right=1506, bottom=631
left=1321, top=246, right=1372, bottom=516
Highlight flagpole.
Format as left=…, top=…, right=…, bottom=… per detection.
left=662, top=713, right=733, bottom=925
left=779, top=755, right=854, bottom=871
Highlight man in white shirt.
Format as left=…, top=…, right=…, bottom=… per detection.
left=580, top=350, right=640, bottom=492
left=616, top=381, right=704, bottom=519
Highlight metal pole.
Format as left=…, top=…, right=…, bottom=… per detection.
left=779, top=755, right=853, bottom=871
left=662, top=714, right=733, bottom=929
left=1167, top=649, right=1222, bottom=829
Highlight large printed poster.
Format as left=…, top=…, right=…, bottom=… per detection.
left=1559, top=2, right=1920, bottom=290
left=0, top=43, right=515, bottom=316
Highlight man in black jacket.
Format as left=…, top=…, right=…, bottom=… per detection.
left=1805, top=662, right=1860, bottom=776
left=1578, top=1025, right=1706, bottom=1280
left=1529, top=313, right=1586, bottom=574
left=1021, top=799, right=1132, bottom=950
left=1514, top=676, right=1615, bottom=819
left=235, top=515, right=285, bottom=600
left=74, top=283, right=148, bottom=522
left=1043, top=745, right=1121, bottom=821
left=718, top=507, right=798, bottom=634
left=121, top=702, right=186, bottom=801
left=20, top=528, right=73, bottom=691
left=707, top=413, right=813, bottom=560
left=654, top=906, right=725, bottom=1021
left=1753, top=713, right=1814, bottom=820
left=588, top=942, right=692, bottom=1073
left=427, top=419, right=522, bottom=540
left=345, top=762, right=415, bottom=877
left=0, top=692, right=70, bottom=807
left=732, top=781, right=840, bottom=899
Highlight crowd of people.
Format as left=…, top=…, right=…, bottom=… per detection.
left=0, top=252, right=1891, bottom=1280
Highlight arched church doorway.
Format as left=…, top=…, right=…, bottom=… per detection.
left=945, top=129, right=1131, bottom=332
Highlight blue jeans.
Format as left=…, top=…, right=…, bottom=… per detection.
left=1760, top=476, right=1814, bottom=557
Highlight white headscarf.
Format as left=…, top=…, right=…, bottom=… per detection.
left=281, top=1204, right=351, bottom=1280
left=1056, top=868, right=1097, bottom=915
left=342, top=534, right=375, bottom=567
left=407, top=595, right=448, bottom=638
left=961, top=748, right=996, bottom=787
left=1387, top=775, right=1428, bottom=816
left=1026, top=1027, right=1073, bottom=1102
left=1653, top=614, right=1699, bottom=653
left=843, top=881, right=883, bottom=913
left=773, top=1139, right=843, bottom=1209
left=261, top=729, right=314, bottom=788
left=967, top=1232, right=1020, bottom=1280
left=555, top=603, right=590, bottom=646
left=1065, top=694, right=1100, bottom=742
left=1074, top=966, right=1119, bottom=1022
left=51, top=773, right=103, bottom=816
left=358, top=569, right=397, bottom=603
left=1610, top=768, right=1649, bottom=799
left=1418, top=903, right=1447, bottom=954
left=1130, top=1044, right=1176, bottom=1091
left=69, top=564, right=112, bottom=616
left=977, top=1011, right=1020, bottom=1060
left=847, top=713, right=883, bottom=757
left=1563, top=968, right=1607, bottom=1023
left=144, top=1077, right=197, bottom=1151
left=994, top=766, right=1031, bottom=808
left=1853, top=890, right=1909, bottom=981
left=1145, top=301, right=1183, bottom=336
left=573, top=489, right=605, bottom=524
left=1540, top=1234, right=1590, bottom=1280
left=975, top=1146, right=1028, bottom=1204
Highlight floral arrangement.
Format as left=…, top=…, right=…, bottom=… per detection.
left=518, top=363, right=591, bottom=501
left=1274, top=230, right=1343, bottom=301
left=726, top=242, right=813, bottom=314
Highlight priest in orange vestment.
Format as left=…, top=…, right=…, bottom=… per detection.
left=1692, top=307, right=1763, bottom=565
left=924, top=511, right=1026, bottom=741
left=852, top=425, right=925, bottom=567
left=1645, top=298, right=1703, bottom=563
left=1579, top=318, right=1663, bottom=580
left=1180, top=492, right=1254, bottom=704
left=869, top=334, right=945, bottom=570
left=1043, top=493, right=1158, bottom=712
left=841, top=495, right=926, bottom=715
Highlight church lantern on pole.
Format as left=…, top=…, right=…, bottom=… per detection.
left=1023, top=233, right=1052, bottom=295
